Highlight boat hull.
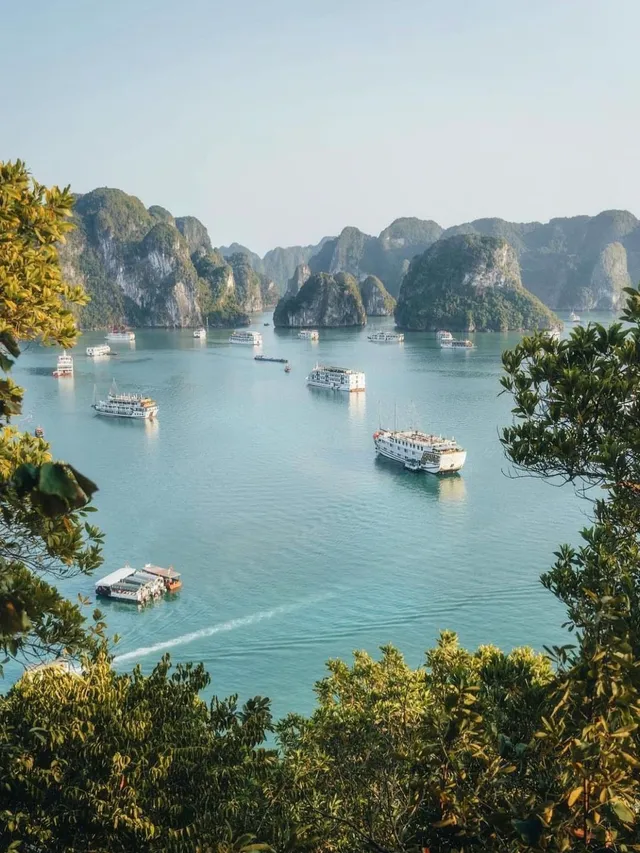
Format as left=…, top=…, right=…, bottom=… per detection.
left=92, top=407, right=157, bottom=419
left=374, top=438, right=466, bottom=474
left=306, top=379, right=364, bottom=392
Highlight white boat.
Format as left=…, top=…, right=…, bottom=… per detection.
left=436, top=330, right=453, bottom=343
left=193, top=328, right=206, bottom=339
left=298, top=330, right=319, bottom=340
left=229, top=330, right=262, bottom=346
left=86, top=344, right=111, bottom=357
left=95, top=565, right=166, bottom=605
left=306, top=364, right=366, bottom=392
left=374, top=428, right=466, bottom=474
left=52, top=351, right=73, bottom=378
left=105, top=328, right=135, bottom=342
left=440, top=338, right=474, bottom=349
left=92, top=383, right=158, bottom=419
left=368, top=331, right=405, bottom=343
left=569, top=311, right=581, bottom=322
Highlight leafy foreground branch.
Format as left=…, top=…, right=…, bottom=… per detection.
left=1, top=160, right=639, bottom=850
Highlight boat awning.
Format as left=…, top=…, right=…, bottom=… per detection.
left=95, top=566, right=135, bottom=589
left=143, top=564, right=181, bottom=579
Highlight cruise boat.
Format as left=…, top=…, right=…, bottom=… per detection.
left=95, top=565, right=166, bottom=605
left=86, top=344, right=111, bottom=357
left=193, top=328, right=206, bottom=338
left=306, top=364, right=366, bottom=392
left=440, top=337, right=474, bottom=349
left=298, top=330, right=319, bottom=340
left=569, top=311, right=581, bottom=322
left=368, top=331, right=405, bottom=343
left=436, top=330, right=453, bottom=343
left=52, top=351, right=73, bottom=378
left=229, top=330, right=262, bottom=346
left=105, top=327, right=135, bottom=342
left=374, top=428, right=467, bottom=474
left=92, top=383, right=158, bottom=419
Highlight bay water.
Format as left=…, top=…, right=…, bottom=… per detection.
left=11, top=313, right=602, bottom=718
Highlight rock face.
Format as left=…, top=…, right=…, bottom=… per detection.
left=273, top=272, right=367, bottom=328
left=285, top=263, right=312, bottom=298
left=304, top=210, right=640, bottom=310
left=220, top=240, right=332, bottom=292
left=587, top=242, right=631, bottom=309
left=58, top=188, right=271, bottom=327
left=395, top=235, right=558, bottom=332
left=359, top=275, right=395, bottom=316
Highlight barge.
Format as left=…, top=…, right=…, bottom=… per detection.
left=95, top=563, right=181, bottom=605
left=254, top=355, right=289, bottom=364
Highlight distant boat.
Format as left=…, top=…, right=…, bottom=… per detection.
left=53, top=351, right=73, bottom=378
left=92, top=382, right=158, bottom=420
left=229, top=330, right=262, bottom=346
left=299, top=330, right=319, bottom=340
left=284, top=363, right=291, bottom=373
left=106, top=327, right=135, bottom=342
left=193, top=328, right=206, bottom=339
left=34, top=426, right=44, bottom=438
left=368, top=331, right=405, bottom=343
left=569, top=311, right=581, bottom=322
left=264, top=322, right=270, bottom=326
left=86, top=344, right=111, bottom=357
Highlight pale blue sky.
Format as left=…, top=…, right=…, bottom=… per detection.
left=1, top=0, right=638, bottom=253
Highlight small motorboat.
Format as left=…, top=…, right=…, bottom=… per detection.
left=264, top=322, right=270, bottom=326
left=569, top=311, right=581, bottom=322
left=34, top=426, right=44, bottom=438
left=284, top=363, right=291, bottom=373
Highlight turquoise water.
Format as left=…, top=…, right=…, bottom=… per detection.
left=11, top=313, right=604, bottom=717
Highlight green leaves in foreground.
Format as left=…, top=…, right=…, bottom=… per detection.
left=12, top=461, right=98, bottom=516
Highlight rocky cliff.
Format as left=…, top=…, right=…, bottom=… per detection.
left=395, top=235, right=558, bottom=332
left=59, top=188, right=271, bottom=327
left=273, top=272, right=367, bottom=328
left=359, top=276, right=395, bottom=316
left=220, top=239, right=332, bottom=292
left=305, top=211, right=640, bottom=310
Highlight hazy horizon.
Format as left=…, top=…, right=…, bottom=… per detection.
left=2, top=0, right=638, bottom=254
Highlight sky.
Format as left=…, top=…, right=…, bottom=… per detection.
left=1, top=0, right=638, bottom=255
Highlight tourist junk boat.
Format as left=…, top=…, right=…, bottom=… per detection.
left=373, top=427, right=467, bottom=474
left=298, top=329, right=319, bottom=340
left=86, top=344, right=111, bottom=357
left=106, top=327, right=135, bottom=342
left=229, top=330, right=263, bottom=346
left=437, top=330, right=474, bottom=349
left=306, top=364, right=366, bottom=392
left=92, top=382, right=158, bottom=420
left=193, top=328, right=206, bottom=338
left=52, top=351, right=73, bottom=378
left=367, top=330, right=405, bottom=343
left=94, top=563, right=181, bottom=606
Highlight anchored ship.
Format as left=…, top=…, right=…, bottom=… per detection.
left=437, top=331, right=474, bottom=349
left=86, top=344, right=111, bottom=357
left=92, top=383, right=158, bottom=419
left=229, top=330, right=262, bottom=346
left=306, top=364, right=366, bottom=392
left=368, top=331, right=405, bottom=343
left=374, top=427, right=466, bottom=474
left=298, top=330, right=319, bottom=340
left=106, top=327, right=135, bottom=342
left=53, top=351, right=73, bottom=378
left=95, top=563, right=181, bottom=606
left=193, top=328, right=206, bottom=338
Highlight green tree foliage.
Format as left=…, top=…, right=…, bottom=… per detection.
left=0, top=160, right=103, bottom=671
left=0, top=651, right=276, bottom=852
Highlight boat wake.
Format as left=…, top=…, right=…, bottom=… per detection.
left=112, top=595, right=330, bottom=665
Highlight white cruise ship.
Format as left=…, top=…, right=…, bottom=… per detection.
left=105, top=328, right=135, bottom=342
left=53, top=351, right=73, bottom=378
left=374, top=428, right=466, bottom=474
left=306, top=364, right=365, bottom=392
left=441, top=337, right=474, bottom=349
left=569, top=311, right=581, bottom=322
left=86, top=344, right=111, bottom=357
left=229, top=330, right=262, bottom=346
left=298, top=330, right=319, bottom=340
left=193, top=328, right=206, bottom=338
left=368, top=331, right=405, bottom=343
left=92, top=385, right=158, bottom=419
